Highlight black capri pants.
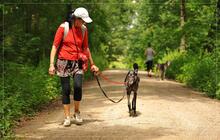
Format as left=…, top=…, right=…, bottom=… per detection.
left=146, top=60, right=153, bottom=71
left=56, top=59, right=84, bottom=104
left=60, top=74, right=83, bottom=104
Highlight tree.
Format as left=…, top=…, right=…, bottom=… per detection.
left=179, top=0, right=186, bottom=50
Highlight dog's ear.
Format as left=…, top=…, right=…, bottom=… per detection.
left=133, top=63, right=138, bottom=75
left=133, top=63, right=138, bottom=70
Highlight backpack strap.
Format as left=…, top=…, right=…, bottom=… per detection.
left=81, top=24, right=86, bottom=41
left=56, top=22, right=69, bottom=62
left=63, top=21, right=69, bottom=39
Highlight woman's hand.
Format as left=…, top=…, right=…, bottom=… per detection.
left=49, top=64, right=55, bottom=76
left=90, top=64, right=99, bottom=75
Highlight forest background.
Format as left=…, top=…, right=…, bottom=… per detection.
left=1, top=0, right=219, bottom=138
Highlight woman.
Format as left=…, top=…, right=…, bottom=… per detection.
left=49, top=7, right=99, bottom=126
left=145, top=43, right=155, bottom=77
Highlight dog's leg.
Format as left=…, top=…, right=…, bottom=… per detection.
left=157, top=69, right=160, bottom=80
left=127, top=90, right=132, bottom=116
left=132, top=91, right=137, bottom=117
left=156, top=64, right=161, bottom=80
left=163, top=66, right=167, bottom=80
left=161, top=70, right=165, bottom=80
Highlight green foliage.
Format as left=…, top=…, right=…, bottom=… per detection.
left=131, top=0, right=219, bottom=99
left=1, top=61, right=60, bottom=137
left=2, top=0, right=220, bottom=138
left=215, top=48, right=220, bottom=99
left=166, top=50, right=219, bottom=98
left=217, top=82, right=220, bottom=100
left=165, top=51, right=187, bottom=79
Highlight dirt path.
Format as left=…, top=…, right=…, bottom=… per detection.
left=15, top=70, right=220, bottom=140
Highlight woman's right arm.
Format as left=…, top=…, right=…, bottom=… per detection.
left=48, top=24, right=64, bottom=76
left=49, top=45, right=57, bottom=75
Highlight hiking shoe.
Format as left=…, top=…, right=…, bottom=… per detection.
left=63, top=116, right=71, bottom=127
left=74, top=111, right=83, bottom=124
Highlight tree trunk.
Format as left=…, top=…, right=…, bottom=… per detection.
left=24, top=5, right=32, bottom=33
left=202, top=0, right=220, bottom=54
left=217, top=0, right=220, bottom=31
left=179, top=0, right=186, bottom=51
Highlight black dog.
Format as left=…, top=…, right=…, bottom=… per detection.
left=125, top=63, right=140, bottom=117
left=156, top=61, right=170, bottom=80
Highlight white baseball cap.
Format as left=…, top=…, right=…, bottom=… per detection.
left=73, top=7, right=92, bottom=23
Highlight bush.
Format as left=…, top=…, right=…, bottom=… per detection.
left=190, top=55, right=216, bottom=97
left=217, top=82, right=220, bottom=100
left=1, top=54, right=107, bottom=138
left=1, top=61, right=60, bottom=138
left=165, top=51, right=187, bottom=79
left=165, top=50, right=219, bottom=98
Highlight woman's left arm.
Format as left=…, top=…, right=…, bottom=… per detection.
left=87, top=47, right=99, bottom=72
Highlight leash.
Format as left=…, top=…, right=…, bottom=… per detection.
left=99, top=72, right=126, bottom=85
left=94, top=71, right=130, bottom=103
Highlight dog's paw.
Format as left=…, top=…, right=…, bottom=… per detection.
left=129, top=110, right=134, bottom=117
left=133, top=113, right=138, bottom=117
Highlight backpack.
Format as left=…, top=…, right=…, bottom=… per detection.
left=58, top=21, right=89, bottom=71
